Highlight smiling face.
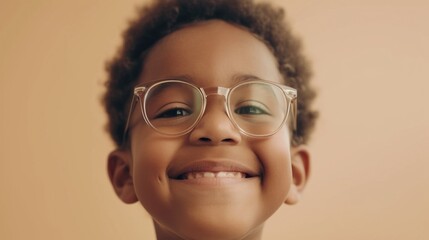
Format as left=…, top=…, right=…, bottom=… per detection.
left=108, top=20, right=310, bottom=240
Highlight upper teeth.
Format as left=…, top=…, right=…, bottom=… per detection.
left=184, top=171, right=245, bottom=180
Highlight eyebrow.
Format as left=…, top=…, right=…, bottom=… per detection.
left=171, top=74, right=265, bottom=84
left=231, top=74, right=265, bottom=83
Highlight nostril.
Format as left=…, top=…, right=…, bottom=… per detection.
left=199, top=137, right=211, bottom=142
left=198, top=137, right=235, bottom=143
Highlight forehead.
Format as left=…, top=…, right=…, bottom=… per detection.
left=139, top=20, right=282, bottom=87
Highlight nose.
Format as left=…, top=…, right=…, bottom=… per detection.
left=188, top=96, right=241, bottom=145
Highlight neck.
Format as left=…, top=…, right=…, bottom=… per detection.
left=153, top=220, right=264, bottom=240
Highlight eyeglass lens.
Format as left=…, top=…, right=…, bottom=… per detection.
left=141, top=81, right=288, bottom=136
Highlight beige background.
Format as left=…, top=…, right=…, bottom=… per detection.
left=1, top=0, right=428, bottom=239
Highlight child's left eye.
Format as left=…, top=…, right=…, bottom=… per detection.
left=234, top=105, right=268, bottom=115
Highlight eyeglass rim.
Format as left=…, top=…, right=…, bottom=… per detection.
left=122, top=79, right=297, bottom=145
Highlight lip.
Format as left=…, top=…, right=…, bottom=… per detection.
left=168, top=160, right=260, bottom=180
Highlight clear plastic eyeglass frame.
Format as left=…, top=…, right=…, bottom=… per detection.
left=122, top=79, right=297, bottom=144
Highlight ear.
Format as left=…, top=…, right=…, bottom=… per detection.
left=107, top=149, right=138, bottom=204
left=285, top=145, right=311, bottom=205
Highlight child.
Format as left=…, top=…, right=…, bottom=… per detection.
left=103, top=0, right=317, bottom=239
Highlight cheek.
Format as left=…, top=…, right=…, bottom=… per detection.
left=130, top=130, right=181, bottom=213
left=252, top=128, right=292, bottom=204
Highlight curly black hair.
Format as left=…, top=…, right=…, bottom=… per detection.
left=103, top=0, right=317, bottom=147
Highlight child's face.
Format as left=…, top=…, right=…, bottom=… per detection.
left=109, top=20, right=309, bottom=240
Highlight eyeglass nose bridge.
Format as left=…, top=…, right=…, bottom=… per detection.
left=193, top=86, right=246, bottom=138
left=201, top=86, right=230, bottom=98
left=198, top=86, right=233, bottom=121
left=199, top=86, right=231, bottom=114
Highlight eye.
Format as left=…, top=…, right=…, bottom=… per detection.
left=155, top=108, right=192, bottom=119
left=234, top=105, right=269, bottom=115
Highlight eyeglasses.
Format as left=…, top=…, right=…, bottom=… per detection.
left=123, top=79, right=297, bottom=142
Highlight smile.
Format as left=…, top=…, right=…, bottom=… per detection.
left=179, top=171, right=246, bottom=180
left=169, top=160, right=260, bottom=181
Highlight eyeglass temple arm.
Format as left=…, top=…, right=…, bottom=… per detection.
left=291, top=97, right=297, bottom=130
left=282, top=86, right=298, bottom=130
left=122, top=94, right=138, bottom=146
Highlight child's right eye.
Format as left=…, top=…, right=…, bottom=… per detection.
left=155, top=108, right=192, bottom=119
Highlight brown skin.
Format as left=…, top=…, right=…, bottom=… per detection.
left=108, top=20, right=310, bottom=240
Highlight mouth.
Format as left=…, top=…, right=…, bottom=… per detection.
left=169, top=160, right=260, bottom=181
left=177, top=171, right=247, bottom=180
